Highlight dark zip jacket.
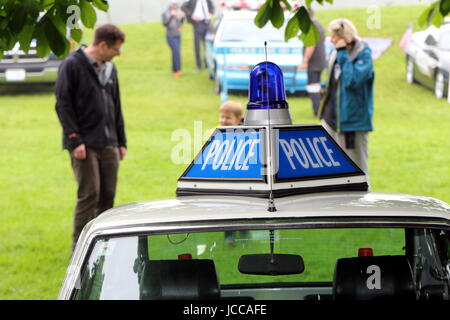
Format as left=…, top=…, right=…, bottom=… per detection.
left=55, top=48, right=126, bottom=151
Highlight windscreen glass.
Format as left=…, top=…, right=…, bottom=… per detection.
left=74, top=227, right=410, bottom=299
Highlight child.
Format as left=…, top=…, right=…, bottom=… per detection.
left=219, top=101, right=243, bottom=127
left=218, top=101, right=244, bottom=246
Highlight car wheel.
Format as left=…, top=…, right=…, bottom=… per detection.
left=434, top=70, right=445, bottom=99
left=406, top=57, right=415, bottom=84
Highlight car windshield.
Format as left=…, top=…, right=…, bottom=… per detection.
left=220, top=18, right=296, bottom=42
left=73, top=227, right=450, bottom=300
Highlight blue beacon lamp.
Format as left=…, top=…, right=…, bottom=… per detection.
left=244, top=61, right=292, bottom=126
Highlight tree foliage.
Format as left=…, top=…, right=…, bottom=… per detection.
left=256, top=0, right=450, bottom=46
left=0, top=0, right=108, bottom=58
left=1, top=0, right=449, bottom=57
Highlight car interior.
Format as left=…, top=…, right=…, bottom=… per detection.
left=135, top=255, right=417, bottom=300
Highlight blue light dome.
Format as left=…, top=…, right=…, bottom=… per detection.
left=247, top=62, right=289, bottom=110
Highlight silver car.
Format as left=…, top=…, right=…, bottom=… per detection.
left=0, top=40, right=62, bottom=84
left=59, top=192, right=450, bottom=300
left=404, top=22, right=450, bottom=99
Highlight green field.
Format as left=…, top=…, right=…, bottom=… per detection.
left=1, top=5, right=449, bottom=299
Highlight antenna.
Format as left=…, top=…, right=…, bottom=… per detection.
left=264, top=41, right=277, bottom=213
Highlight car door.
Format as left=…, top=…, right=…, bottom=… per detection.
left=415, top=33, right=440, bottom=88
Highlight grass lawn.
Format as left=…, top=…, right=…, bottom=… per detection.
left=0, top=5, right=449, bottom=299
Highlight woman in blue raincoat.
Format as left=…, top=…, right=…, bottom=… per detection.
left=318, top=19, right=374, bottom=184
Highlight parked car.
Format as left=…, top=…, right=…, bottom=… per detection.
left=59, top=191, right=450, bottom=300
left=403, top=23, right=450, bottom=99
left=0, top=40, right=62, bottom=84
left=205, top=10, right=328, bottom=95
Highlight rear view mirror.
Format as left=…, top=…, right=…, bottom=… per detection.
left=238, top=254, right=305, bottom=276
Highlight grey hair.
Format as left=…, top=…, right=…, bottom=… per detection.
left=328, top=19, right=358, bottom=43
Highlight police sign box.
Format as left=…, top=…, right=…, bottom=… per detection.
left=177, top=125, right=368, bottom=198
left=276, top=127, right=360, bottom=181
left=184, top=128, right=264, bottom=181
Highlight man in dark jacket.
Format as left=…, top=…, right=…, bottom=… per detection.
left=55, top=24, right=127, bottom=252
left=181, top=0, right=215, bottom=71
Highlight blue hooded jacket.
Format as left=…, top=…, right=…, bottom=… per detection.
left=319, top=41, right=374, bottom=132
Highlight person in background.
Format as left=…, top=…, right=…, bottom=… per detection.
left=219, top=100, right=243, bottom=127
left=298, top=9, right=327, bottom=117
left=55, top=25, right=127, bottom=252
left=162, top=0, right=185, bottom=78
left=218, top=101, right=243, bottom=245
left=317, top=19, right=374, bottom=185
left=181, top=0, right=215, bottom=71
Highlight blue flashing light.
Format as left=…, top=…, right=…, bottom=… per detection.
left=247, top=61, right=289, bottom=110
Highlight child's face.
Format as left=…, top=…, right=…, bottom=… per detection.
left=219, top=110, right=241, bottom=126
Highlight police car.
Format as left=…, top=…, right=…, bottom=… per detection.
left=205, top=10, right=311, bottom=95
left=59, top=62, right=450, bottom=300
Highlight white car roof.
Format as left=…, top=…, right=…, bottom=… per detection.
left=84, top=192, right=450, bottom=235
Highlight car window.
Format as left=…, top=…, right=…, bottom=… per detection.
left=425, top=34, right=438, bottom=46
left=149, top=228, right=405, bottom=283
left=429, top=230, right=450, bottom=275
left=220, top=18, right=298, bottom=42
left=74, top=227, right=411, bottom=300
